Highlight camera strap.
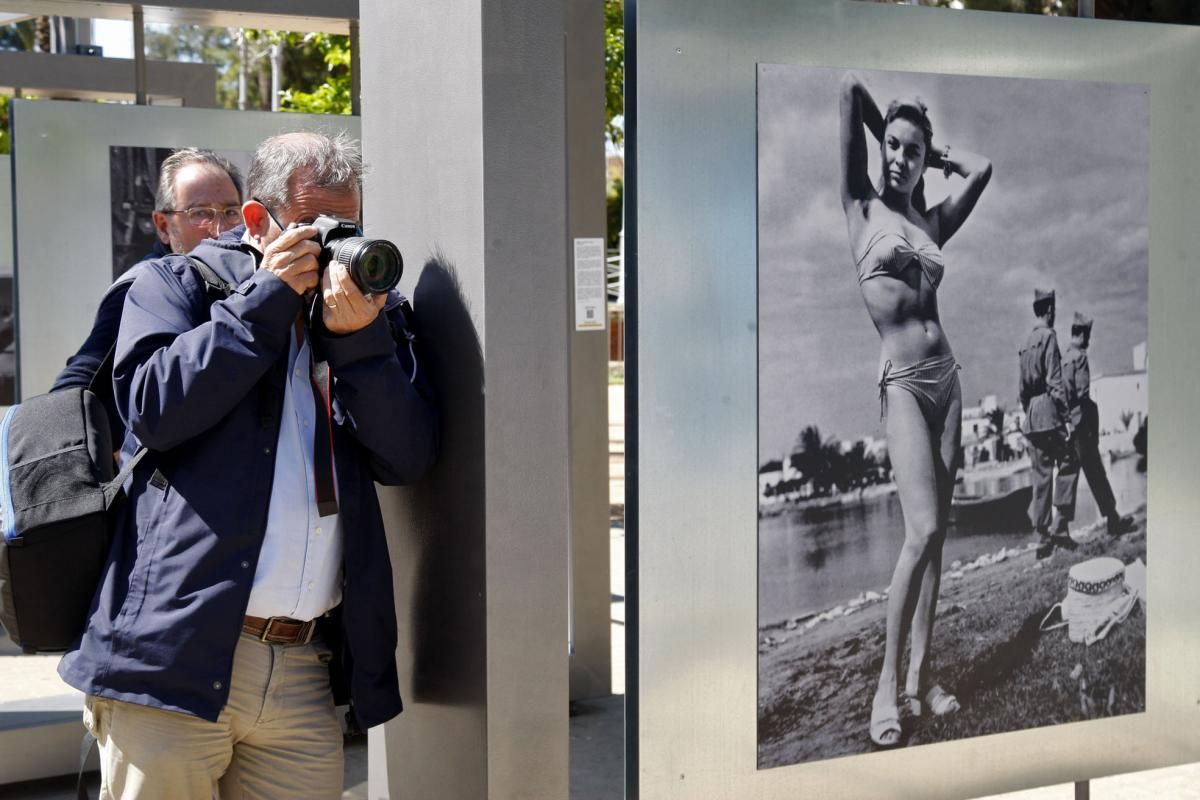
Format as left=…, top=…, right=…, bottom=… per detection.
left=308, top=353, right=339, bottom=518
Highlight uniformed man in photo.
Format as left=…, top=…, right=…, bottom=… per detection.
left=1018, top=288, right=1074, bottom=559
left=1053, top=311, right=1135, bottom=538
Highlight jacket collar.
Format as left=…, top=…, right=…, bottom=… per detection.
left=185, top=226, right=260, bottom=287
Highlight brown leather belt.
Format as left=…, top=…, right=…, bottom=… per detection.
left=243, top=615, right=317, bottom=645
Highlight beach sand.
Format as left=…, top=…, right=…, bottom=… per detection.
left=758, top=507, right=1147, bottom=769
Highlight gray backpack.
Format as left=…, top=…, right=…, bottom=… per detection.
left=0, top=256, right=232, bottom=653
left=0, top=387, right=143, bottom=652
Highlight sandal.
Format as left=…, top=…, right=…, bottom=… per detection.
left=869, top=695, right=902, bottom=747
left=908, top=685, right=960, bottom=717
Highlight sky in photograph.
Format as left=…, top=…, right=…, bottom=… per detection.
left=757, top=65, right=1150, bottom=460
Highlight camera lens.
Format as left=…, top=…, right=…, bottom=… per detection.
left=329, top=237, right=403, bottom=294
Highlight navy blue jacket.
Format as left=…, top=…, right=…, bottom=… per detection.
left=58, top=229, right=438, bottom=728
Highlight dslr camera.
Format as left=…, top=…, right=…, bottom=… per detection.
left=311, top=215, right=403, bottom=295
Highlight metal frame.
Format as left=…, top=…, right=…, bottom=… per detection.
left=629, top=1, right=1200, bottom=797
left=0, top=1, right=358, bottom=33
left=624, top=0, right=641, bottom=795
left=0, top=0, right=361, bottom=109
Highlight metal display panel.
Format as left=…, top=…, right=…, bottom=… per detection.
left=0, top=156, right=13, bottom=406
left=9, top=100, right=359, bottom=399
left=0, top=156, right=11, bottom=279
left=630, top=1, right=1200, bottom=798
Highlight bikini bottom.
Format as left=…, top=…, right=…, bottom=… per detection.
left=878, top=353, right=960, bottom=424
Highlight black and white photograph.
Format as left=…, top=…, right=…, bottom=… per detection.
left=757, top=64, right=1149, bottom=768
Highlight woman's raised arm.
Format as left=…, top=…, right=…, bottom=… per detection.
left=840, top=73, right=883, bottom=209
left=932, top=147, right=992, bottom=245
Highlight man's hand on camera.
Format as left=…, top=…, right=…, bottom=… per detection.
left=264, top=224, right=322, bottom=295
left=321, top=260, right=387, bottom=335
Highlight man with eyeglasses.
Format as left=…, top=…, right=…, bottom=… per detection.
left=151, top=149, right=245, bottom=255
left=52, top=148, right=244, bottom=435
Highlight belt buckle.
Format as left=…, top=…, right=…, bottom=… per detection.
left=260, top=616, right=310, bottom=645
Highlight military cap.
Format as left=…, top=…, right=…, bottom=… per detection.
left=1072, top=311, right=1093, bottom=332
left=1034, top=288, right=1055, bottom=304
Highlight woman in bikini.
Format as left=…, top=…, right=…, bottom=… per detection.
left=838, top=74, right=992, bottom=747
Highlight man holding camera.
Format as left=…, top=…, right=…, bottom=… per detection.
left=58, top=131, right=437, bottom=799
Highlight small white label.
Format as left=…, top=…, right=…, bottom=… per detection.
left=574, top=237, right=606, bottom=332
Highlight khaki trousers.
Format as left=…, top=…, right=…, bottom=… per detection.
left=83, top=632, right=343, bottom=800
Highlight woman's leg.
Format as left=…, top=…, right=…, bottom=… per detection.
left=874, top=386, right=942, bottom=735
left=905, top=380, right=963, bottom=704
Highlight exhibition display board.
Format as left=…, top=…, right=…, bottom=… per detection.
left=628, top=1, right=1200, bottom=797
left=8, top=100, right=359, bottom=399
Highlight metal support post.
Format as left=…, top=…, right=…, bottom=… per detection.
left=132, top=4, right=146, bottom=104
left=349, top=19, right=360, bottom=116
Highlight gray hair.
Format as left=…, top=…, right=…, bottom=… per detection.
left=155, top=148, right=244, bottom=211
left=246, top=130, right=364, bottom=211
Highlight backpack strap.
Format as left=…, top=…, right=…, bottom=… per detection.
left=390, top=297, right=421, bottom=386
left=102, top=447, right=150, bottom=509
left=86, top=257, right=232, bottom=414
left=186, top=255, right=236, bottom=299
left=96, top=256, right=234, bottom=507
left=76, top=730, right=97, bottom=799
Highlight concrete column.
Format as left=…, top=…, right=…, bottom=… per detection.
left=565, top=0, right=612, bottom=701
left=360, top=1, right=585, bottom=797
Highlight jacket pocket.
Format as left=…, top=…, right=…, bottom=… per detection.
left=115, top=482, right=169, bottom=628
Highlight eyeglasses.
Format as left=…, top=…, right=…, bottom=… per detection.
left=161, top=206, right=244, bottom=227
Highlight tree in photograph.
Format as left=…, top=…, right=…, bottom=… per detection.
left=986, top=405, right=1012, bottom=461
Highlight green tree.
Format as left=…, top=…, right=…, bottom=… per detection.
left=1, top=19, right=38, bottom=153
left=279, top=33, right=352, bottom=115
left=0, top=100, right=9, bottom=155
left=606, top=176, right=623, bottom=250
left=0, top=19, right=36, bottom=51
left=142, top=24, right=350, bottom=113
left=605, top=0, right=624, bottom=148
left=144, top=24, right=243, bottom=107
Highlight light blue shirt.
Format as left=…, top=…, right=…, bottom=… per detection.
left=245, top=323, right=343, bottom=620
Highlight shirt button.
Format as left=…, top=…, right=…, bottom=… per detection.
left=213, top=681, right=223, bottom=690
left=263, top=447, right=272, bottom=455
left=307, top=582, right=314, bottom=591
left=240, top=560, right=250, bottom=569
left=314, top=527, right=322, bottom=536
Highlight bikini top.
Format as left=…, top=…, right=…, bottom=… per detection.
left=853, top=228, right=945, bottom=290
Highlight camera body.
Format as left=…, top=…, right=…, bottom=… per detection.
left=311, top=215, right=403, bottom=295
